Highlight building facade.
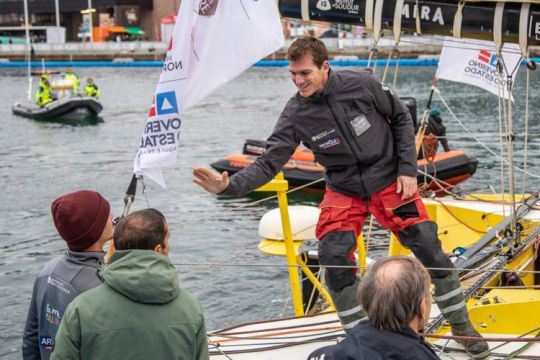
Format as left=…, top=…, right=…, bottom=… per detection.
left=0, top=0, right=155, bottom=42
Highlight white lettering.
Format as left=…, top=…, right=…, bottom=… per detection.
left=332, top=0, right=360, bottom=14
left=421, top=6, right=430, bottom=21
left=402, top=4, right=410, bottom=18
left=536, top=22, right=540, bottom=35
left=402, top=4, right=444, bottom=25
left=432, top=7, right=444, bottom=25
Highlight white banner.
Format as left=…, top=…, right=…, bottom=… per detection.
left=436, top=38, right=521, bottom=101
left=134, top=0, right=284, bottom=187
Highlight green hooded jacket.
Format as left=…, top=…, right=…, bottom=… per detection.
left=51, top=250, right=208, bottom=360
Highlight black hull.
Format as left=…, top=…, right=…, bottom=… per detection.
left=211, top=151, right=478, bottom=192
left=279, top=0, right=540, bottom=46
left=12, top=96, right=103, bottom=121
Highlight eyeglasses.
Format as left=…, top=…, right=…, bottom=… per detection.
left=113, top=216, right=121, bottom=226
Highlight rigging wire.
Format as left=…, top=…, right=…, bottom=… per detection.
left=522, top=50, right=531, bottom=197
left=172, top=262, right=540, bottom=275
left=177, top=177, right=325, bottom=227
left=390, top=34, right=526, bottom=55
left=496, top=54, right=508, bottom=222
left=435, top=88, right=540, bottom=179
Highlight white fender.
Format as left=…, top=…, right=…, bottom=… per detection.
left=258, top=206, right=320, bottom=241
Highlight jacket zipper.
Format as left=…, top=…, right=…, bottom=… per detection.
left=324, top=96, right=369, bottom=198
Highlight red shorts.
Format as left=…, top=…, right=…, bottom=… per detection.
left=315, top=182, right=430, bottom=240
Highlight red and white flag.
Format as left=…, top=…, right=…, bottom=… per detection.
left=134, top=0, right=284, bottom=187
left=436, top=38, right=521, bottom=101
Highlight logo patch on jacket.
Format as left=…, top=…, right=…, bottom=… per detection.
left=39, top=336, right=55, bottom=350
left=350, top=115, right=371, bottom=137
left=312, top=128, right=335, bottom=142
left=45, top=303, right=61, bottom=326
left=318, top=138, right=341, bottom=149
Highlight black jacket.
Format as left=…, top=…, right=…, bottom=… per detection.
left=22, top=251, right=104, bottom=360
left=224, top=68, right=416, bottom=198
left=426, top=115, right=450, bottom=152
left=307, top=321, right=440, bottom=360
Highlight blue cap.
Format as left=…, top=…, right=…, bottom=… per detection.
left=429, top=107, right=441, bottom=117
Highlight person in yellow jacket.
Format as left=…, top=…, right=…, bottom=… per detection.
left=64, top=67, right=80, bottom=95
left=83, top=77, right=100, bottom=99
left=35, top=75, right=55, bottom=106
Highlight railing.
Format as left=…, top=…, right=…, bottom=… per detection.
left=255, top=172, right=414, bottom=317
left=0, top=41, right=168, bottom=54
left=255, top=172, right=334, bottom=316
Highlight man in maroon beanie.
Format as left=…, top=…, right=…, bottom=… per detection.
left=22, top=190, right=114, bottom=360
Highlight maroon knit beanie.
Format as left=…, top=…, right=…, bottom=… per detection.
left=51, top=190, right=111, bottom=251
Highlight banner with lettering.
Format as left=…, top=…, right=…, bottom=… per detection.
left=134, top=0, right=284, bottom=187
left=436, top=37, right=521, bottom=101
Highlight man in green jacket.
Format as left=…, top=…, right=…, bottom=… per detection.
left=51, top=208, right=209, bottom=360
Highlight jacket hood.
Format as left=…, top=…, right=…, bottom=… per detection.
left=101, top=250, right=180, bottom=304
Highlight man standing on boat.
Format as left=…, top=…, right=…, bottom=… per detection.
left=22, top=190, right=114, bottom=360
left=193, top=36, right=488, bottom=356
left=51, top=209, right=208, bottom=360
left=64, top=67, right=80, bottom=95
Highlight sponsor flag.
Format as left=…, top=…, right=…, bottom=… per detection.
left=134, top=0, right=284, bottom=187
left=436, top=37, right=521, bottom=101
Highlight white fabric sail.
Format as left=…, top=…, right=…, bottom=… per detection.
left=133, top=0, right=284, bottom=187
left=436, top=37, right=521, bottom=101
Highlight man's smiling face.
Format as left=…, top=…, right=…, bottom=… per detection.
left=288, top=55, right=329, bottom=97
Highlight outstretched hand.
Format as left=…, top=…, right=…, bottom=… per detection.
left=396, top=175, right=417, bottom=200
left=192, top=167, right=229, bottom=194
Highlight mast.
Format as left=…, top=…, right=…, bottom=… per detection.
left=23, top=0, right=31, bottom=101
left=55, top=0, right=60, bottom=27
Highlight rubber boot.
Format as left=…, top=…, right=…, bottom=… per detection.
left=318, top=231, right=365, bottom=331
left=328, top=279, right=366, bottom=332
left=432, top=272, right=489, bottom=358
left=451, top=321, right=490, bottom=359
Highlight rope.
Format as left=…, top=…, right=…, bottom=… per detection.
left=452, top=1, right=465, bottom=39
left=496, top=47, right=523, bottom=234
left=209, top=342, right=234, bottom=359
left=497, top=56, right=508, bottom=220
left=392, top=50, right=400, bottom=89
left=415, top=0, right=421, bottom=33
left=178, top=177, right=325, bottom=227
left=485, top=327, right=540, bottom=359
left=393, top=0, right=404, bottom=44
left=420, top=333, right=540, bottom=343
left=503, top=330, right=540, bottom=359
left=522, top=50, right=530, bottom=196
left=139, top=176, right=151, bottom=208
left=373, top=0, right=384, bottom=43
left=435, top=89, right=540, bottom=179
left=172, top=262, right=540, bottom=275
left=368, top=45, right=379, bottom=71
left=381, top=51, right=392, bottom=83
left=381, top=48, right=401, bottom=88
left=493, top=2, right=505, bottom=52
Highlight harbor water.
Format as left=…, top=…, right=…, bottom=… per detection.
left=1, top=65, right=539, bottom=358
